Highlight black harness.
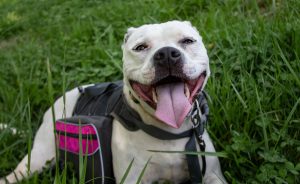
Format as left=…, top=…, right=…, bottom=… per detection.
left=73, top=81, right=209, bottom=183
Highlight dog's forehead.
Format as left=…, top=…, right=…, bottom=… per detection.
left=126, top=21, right=200, bottom=46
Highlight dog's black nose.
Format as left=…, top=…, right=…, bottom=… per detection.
left=153, top=47, right=182, bottom=66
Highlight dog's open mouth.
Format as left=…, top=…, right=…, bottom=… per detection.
left=130, top=72, right=207, bottom=128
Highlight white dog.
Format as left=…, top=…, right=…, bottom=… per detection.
left=1, top=21, right=226, bottom=184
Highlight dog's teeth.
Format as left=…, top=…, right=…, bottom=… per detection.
left=152, top=88, right=158, bottom=103
left=185, top=83, right=190, bottom=98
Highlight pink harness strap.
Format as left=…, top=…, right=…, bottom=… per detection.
left=56, top=121, right=97, bottom=135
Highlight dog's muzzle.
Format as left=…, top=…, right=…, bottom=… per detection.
left=153, top=47, right=186, bottom=84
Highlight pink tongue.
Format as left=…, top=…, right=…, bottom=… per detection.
left=155, top=83, right=192, bottom=128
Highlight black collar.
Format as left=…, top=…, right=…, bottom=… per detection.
left=111, top=95, right=194, bottom=140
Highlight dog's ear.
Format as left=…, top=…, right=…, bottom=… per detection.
left=183, top=21, right=192, bottom=26
left=183, top=21, right=201, bottom=38
left=123, top=27, right=136, bottom=44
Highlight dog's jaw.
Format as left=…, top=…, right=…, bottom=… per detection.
left=129, top=72, right=207, bottom=128
left=123, top=78, right=196, bottom=133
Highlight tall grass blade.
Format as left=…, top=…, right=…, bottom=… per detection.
left=26, top=99, right=32, bottom=177
left=275, top=97, right=300, bottom=147
left=78, top=119, right=89, bottom=184
left=78, top=119, right=84, bottom=184
left=120, top=158, right=134, bottom=184
left=62, top=58, right=67, bottom=184
left=46, top=59, right=60, bottom=183
left=275, top=39, right=300, bottom=88
left=148, top=150, right=228, bottom=158
left=230, top=81, right=247, bottom=109
left=255, top=86, right=269, bottom=151
left=136, top=156, right=152, bottom=184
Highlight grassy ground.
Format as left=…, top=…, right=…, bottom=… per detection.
left=0, top=0, right=299, bottom=183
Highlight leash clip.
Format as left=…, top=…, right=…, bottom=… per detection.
left=191, top=99, right=205, bottom=133
left=191, top=100, right=201, bottom=126
left=191, top=99, right=207, bottom=150
left=196, top=134, right=206, bottom=150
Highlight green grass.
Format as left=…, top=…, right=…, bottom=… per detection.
left=0, top=0, right=300, bottom=183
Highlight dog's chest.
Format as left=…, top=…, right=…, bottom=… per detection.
left=111, top=120, right=189, bottom=183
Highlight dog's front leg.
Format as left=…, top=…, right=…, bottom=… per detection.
left=0, top=108, right=56, bottom=184
left=0, top=88, right=81, bottom=184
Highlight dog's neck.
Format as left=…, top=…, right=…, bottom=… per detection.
left=123, top=83, right=193, bottom=133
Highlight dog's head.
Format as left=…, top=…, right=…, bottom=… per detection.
left=122, top=21, right=210, bottom=129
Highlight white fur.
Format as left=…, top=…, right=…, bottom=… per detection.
left=1, top=21, right=226, bottom=184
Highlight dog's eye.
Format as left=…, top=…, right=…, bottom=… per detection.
left=133, top=43, right=149, bottom=51
left=180, top=38, right=196, bottom=45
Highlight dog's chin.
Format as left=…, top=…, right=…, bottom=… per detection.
left=129, top=72, right=207, bottom=128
